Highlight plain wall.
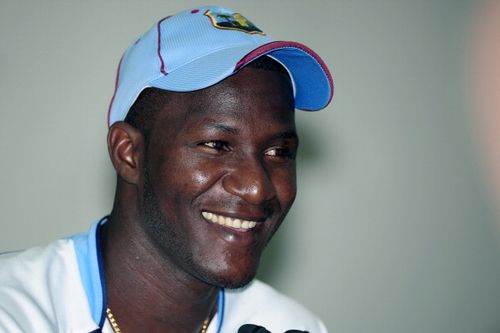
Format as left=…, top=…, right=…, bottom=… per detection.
left=1, top=1, right=500, bottom=332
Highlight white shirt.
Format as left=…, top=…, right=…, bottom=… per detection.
left=0, top=219, right=327, bottom=332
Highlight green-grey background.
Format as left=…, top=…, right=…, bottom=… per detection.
left=1, top=0, right=500, bottom=332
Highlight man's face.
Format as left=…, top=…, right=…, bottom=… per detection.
left=139, top=65, right=297, bottom=288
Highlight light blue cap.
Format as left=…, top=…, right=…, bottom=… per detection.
left=108, top=6, right=334, bottom=126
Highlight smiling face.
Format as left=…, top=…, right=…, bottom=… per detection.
left=137, top=64, right=297, bottom=288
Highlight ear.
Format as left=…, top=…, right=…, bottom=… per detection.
left=107, top=122, right=144, bottom=185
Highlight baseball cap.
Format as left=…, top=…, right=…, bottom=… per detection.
left=107, top=6, right=334, bottom=127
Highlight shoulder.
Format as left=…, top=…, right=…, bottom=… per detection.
left=0, top=239, right=74, bottom=299
left=223, top=280, right=328, bottom=332
left=0, top=239, right=95, bottom=332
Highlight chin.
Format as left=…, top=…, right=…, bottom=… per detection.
left=202, top=270, right=257, bottom=289
left=193, top=258, right=261, bottom=289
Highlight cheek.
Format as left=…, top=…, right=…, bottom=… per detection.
left=170, top=157, right=226, bottom=199
left=272, top=167, right=297, bottom=209
left=158, top=149, right=217, bottom=191
left=190, top=170, right=210, bottom=187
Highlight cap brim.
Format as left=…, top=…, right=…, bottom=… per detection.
left=236, top=41, right=334, bottom=111
left=150, top=41, right=333, bottom=111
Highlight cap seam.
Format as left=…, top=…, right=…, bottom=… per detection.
left=164, top=42, right=260, bottom=74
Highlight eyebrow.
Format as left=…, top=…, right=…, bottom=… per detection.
left=205, top=123, right=238, bottom=134
left=203, top=123, right=297, bottom=141
left=270, top=131, right=298, bottom=141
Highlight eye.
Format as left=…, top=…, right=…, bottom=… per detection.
left=264, top=147, right=296, bottom=160
left=199, top=140, right=230, bottom=152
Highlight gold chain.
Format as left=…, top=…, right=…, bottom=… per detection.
left=106, top=308, right=122, bottom=333
left=106, top=307, right=210, bottom=333
left=200, top=317, right=209, bottom=333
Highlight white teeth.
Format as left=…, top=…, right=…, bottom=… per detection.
left=201, top=211, right=258, bottom=230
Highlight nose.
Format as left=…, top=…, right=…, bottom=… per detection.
left=222, top=158, right=276, bottom=205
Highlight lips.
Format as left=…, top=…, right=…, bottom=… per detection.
left=201, top=211, right=259, bottom=230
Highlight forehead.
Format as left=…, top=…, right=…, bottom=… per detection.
left=151, top=65, right=295, bottom=135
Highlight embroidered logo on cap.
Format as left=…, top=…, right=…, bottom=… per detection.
left=204, top=9, right=265, bottom=35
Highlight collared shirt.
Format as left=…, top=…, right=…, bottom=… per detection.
left=0, top=218, right=327, bottom=332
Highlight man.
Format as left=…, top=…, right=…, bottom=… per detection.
left=0, top=6, right=333, bottom=332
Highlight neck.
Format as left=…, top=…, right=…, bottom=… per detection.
left=102, top=207, right=219, bottom=332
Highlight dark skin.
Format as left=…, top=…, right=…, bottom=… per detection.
left=102, top=65, right=298, bottom=332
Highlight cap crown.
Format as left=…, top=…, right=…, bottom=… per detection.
left=108, top=6, right=333, bottom=126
